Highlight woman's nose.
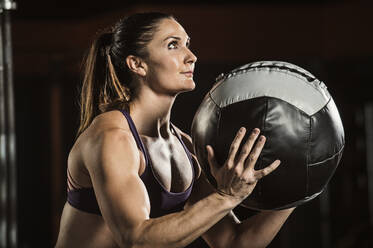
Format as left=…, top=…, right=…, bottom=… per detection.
left=185, top=48, right=197, bottom=64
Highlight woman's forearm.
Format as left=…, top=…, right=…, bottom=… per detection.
left=233, top=208, right=295, bottom=248
left=128, top=192, right=238, bottom=248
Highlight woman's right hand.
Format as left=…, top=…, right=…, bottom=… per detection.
left=206, top=127, right=281, bottom=203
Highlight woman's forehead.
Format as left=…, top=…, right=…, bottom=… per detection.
left=155, top=18, right=189, bottom=40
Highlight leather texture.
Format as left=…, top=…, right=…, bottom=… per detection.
left=191, top=61, right=345, bottom=210
left=211, top=61, right=330, bottom=115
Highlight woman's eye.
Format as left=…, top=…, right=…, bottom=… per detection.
left=168, top=41, right=178, bottom=49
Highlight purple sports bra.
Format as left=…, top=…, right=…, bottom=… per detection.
left=67, top=110, right=195, bottom=218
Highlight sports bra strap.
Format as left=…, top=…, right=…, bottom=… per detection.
left=120, top=110, right=150, bottom=166
left=121, top=110, right=194, bottom=178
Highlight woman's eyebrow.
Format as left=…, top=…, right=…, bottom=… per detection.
left=163, top=36, right=191, bottom=42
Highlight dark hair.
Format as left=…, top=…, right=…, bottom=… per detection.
left=77, top=12, right=174, bottom=136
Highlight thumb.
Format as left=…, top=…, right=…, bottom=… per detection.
left=206, top=145, right=218, bottom=173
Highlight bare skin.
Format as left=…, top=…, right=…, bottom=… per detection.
left=56, top=18, right=294, bottom=248
left=56, top=110, right=201, bottom=248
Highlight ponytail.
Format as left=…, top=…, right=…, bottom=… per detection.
left=76, top=12, right=174, bottom=138
left=77, top=32, right=130, bottom=137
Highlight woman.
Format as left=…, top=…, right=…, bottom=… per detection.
left=55, top=12, right=294, bottom=248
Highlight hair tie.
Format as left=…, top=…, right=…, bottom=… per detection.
left=99, top=32, right=114, bottom=55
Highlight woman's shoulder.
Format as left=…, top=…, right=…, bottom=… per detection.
left=72, top=110, right=140, bottom=167
left=79, top=110, right=130, bottom=140
left=88, top=111, right=136, bottom=146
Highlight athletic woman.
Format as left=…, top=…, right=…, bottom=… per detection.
left=55, top=12, right=294, bottom=248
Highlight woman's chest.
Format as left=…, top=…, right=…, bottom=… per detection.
left=141, top=136, right=194, bottom=193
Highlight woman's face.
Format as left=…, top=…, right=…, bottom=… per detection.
left=143, top=18, right=197, bottom=96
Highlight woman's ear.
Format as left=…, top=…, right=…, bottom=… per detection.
left=126, top=55, right=147, bottom=77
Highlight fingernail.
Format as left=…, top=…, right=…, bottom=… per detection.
left=259, top=135, right=265, bottom=141
left=240, top=127, right=246, bottom=132
left=253, top=128, right=259, bottom=134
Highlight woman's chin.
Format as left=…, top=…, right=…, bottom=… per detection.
left=184, top=80, right=196, bottom=91
left=171, top=80, right=196, bottom=94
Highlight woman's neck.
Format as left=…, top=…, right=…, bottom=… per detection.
left=129, top=88, right=176, bottom=139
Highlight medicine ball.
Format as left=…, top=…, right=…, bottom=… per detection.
left=191, top=61, right=345, bottom=210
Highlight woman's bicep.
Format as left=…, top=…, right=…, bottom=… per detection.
left=84, top=130, right=150, bottom=244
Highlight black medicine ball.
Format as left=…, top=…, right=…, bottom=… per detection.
left=191, top=61, right=345, bottom=210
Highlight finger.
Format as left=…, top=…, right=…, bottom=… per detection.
left=206, top=145, right=219, bottom=171
left=237, top=128, right=260, bottom=165
left=226, top=127, right=247, bottom=166
left=242, top=135, right=266, bottom=171
left=254, top=160, right=281, bottom=180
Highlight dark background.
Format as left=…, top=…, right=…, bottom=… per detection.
left=11, top=0, right=373, bottom=247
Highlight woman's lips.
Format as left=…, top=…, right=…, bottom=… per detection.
left=181, top=71, right=194, bottom=77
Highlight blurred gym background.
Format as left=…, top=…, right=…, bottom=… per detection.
left=1, top=0, right=373, bottom=247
